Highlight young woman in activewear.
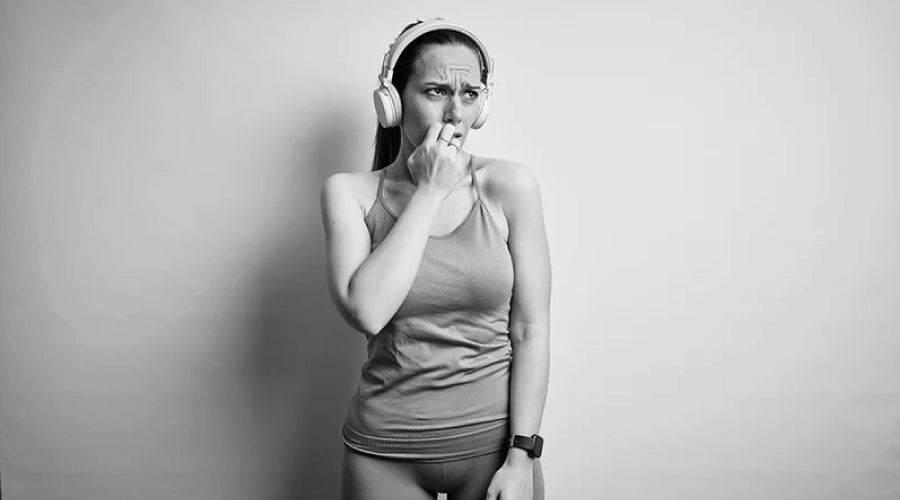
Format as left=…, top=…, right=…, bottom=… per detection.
left=320, top=19, right=551, bottom=500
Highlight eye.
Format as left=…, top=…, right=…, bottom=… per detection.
left=425, top=88, right=447, bottom=97
left=464, top=89, right=481, bottom=100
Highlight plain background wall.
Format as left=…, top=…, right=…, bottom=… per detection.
left=1, top=0, right=898, bottom=498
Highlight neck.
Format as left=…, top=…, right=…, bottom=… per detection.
left=388, top=137, right=416, bottom=182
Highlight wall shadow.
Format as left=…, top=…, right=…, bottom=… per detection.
left=243, top=105, right=369, bottom=499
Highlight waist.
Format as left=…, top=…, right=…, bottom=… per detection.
left=342, top=418, right=509, bottom=462
left=344, top=354, right=511, bottom=461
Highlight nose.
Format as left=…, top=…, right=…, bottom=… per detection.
left=443, top=95, right=463, bottom=124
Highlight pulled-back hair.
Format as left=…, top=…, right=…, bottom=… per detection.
left=371, top=23, right=484, bottom=171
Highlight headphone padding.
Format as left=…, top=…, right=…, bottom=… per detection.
left=471, top=95, right=490, bottom=129
left=373, top=89, right=389, bottom=127
left=385, top=83, right=402, bottom=127
left=373, top=83, right=403, bottom=128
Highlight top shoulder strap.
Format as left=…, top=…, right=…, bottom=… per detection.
left=376, top=168, right=386, bottom=201
left=469, top=155, right=482, bottom=201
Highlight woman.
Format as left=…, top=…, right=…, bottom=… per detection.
left=320, top=18, right=551, bottom=500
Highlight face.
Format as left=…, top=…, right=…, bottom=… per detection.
left=400, top=44, right=485, bottom=148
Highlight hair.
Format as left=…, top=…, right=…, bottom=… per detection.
left=371, top=23, right=485, bottom=171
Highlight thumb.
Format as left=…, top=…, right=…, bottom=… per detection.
left=484, top=481, right=499, bottom=500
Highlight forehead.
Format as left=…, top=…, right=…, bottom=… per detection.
left=412, top=44, right=482, bottom=83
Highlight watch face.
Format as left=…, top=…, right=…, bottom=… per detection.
left=532, top=435, right=543, bottom=457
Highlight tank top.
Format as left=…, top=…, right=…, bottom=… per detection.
left=342, top=156, right=515, bottom=462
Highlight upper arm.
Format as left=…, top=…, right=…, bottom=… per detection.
left=497, top=162, right=551, bottom=341
left=320, top=172, right=371, bottom=327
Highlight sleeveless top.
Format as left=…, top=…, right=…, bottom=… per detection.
left=342, top=156, right=515, bottom=462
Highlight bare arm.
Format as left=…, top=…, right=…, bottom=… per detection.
left=320, top=174, right=444, bottom=335
left=499, top=162, right=552, bottom=468
left=319, top=124, right=468, bottom=336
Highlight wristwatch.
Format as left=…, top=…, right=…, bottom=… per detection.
left=508, top=434, right=544, bottom=458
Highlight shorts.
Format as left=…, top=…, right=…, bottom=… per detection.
left=341, top=444, right=545, bottom=500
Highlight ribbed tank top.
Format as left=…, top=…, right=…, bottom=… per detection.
left=342, top=156, right=515, bottom=462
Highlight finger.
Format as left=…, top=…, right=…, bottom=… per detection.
left=448, top=138, right=462, bottom=151
left=437, top=123, right=456, bottom=143
left=423, top=123, right=443, bottom=145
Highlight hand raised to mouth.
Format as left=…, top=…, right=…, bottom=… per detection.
left=406, top=123, right=468, bottom=199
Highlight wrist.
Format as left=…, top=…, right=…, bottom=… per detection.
left=412, top=183, right=448, bottom=201
left=508, top=433, right=543, bottom=457
left=504, top=446, right=535, bottom=468
left=409, top=187, right=447, bottom=211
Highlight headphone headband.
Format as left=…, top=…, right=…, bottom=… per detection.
left=379, top=19, right=494, bottom=88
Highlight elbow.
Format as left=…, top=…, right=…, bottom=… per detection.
left=354, top=309, right=386, bottom=337
left=339, top=298, right=387, bottom=337
left=344, top=277, right=392, bottom=337
left=331, top=278, right=391, bottom=337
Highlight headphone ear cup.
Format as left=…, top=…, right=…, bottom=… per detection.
left=471, top=94, right=490, bottom=129
left=373, top=83, right=403, bottom=128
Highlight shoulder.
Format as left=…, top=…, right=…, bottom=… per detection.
left=321, top=169, right=380, bottom=195
left=475, top=156, right=542, bottom=208
left=320, top=170, right=381, bottom=218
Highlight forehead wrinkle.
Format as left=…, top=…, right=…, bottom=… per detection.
left=412, top=46, right=481, bottom=86
left=435, top=64, right=473, bottom=81
left=416, top=64, right=479, bottom=88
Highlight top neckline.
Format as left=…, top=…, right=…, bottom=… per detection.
left=375, top=155, right=483, bottom=240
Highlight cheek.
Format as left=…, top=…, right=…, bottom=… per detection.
left=401, top=99, right=442, bottom=139
left=404, top=97, right=442, bottom=124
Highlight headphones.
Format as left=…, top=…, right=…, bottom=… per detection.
left=373, top=18, right=494, bottom=129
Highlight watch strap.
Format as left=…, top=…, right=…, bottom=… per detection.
left=508, top=434, right=544, bottom=458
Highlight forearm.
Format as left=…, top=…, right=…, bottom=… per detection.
left=505, top=326, right=550, bottom=467
left=347, top=188, right=444, bottom=334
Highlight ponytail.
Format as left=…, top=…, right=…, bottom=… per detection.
left=372, top=124, right=401, bottom=171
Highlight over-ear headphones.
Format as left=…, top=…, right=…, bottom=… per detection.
left=373, top=18, right=494, bottom=129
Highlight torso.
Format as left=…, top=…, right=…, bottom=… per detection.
left=342, top=156, right=516, bottom=462
left=350, top=155, right=510, bottom=242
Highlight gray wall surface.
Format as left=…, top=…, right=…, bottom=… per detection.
left=1, top=1, right=898, bottom=499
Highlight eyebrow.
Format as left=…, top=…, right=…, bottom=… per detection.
left=421, top=81, right=485, bottom=89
